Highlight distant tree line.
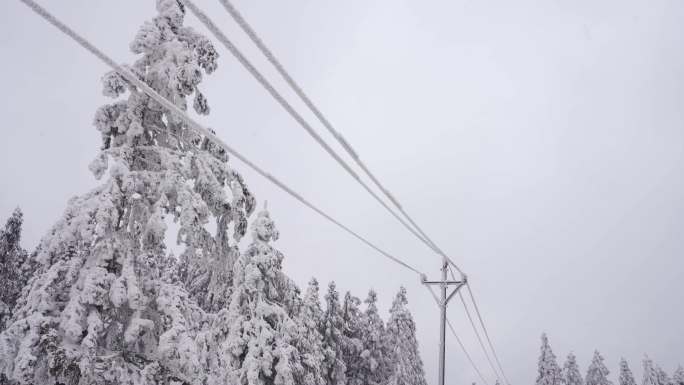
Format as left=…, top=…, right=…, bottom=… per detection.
left=536, top=334, right=684, bottom=385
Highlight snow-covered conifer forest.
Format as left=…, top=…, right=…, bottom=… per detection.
left=0, top=2, right=428, bottom=384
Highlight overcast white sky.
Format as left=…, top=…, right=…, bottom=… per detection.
left=1, top=1, right=683, bottom=384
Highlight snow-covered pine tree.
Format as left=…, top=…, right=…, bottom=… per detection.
left=342, top=291, right=364, bottom=385
left=0, top=208, right=31, bottom=385
left=619, top=358, right=637, bottom=385
left=0, top=208, right=29, bottom=332
left=586, top=351, right=613, bottom=385
left=385, top=286, right=427, bottom=385
left=672, top=366, right=684, bottom=385
left=292, top=278, right=326, bottom=385
left=208, top=206, right=302, bottom=385
left=537, top=334, right=563, bottom=385
left=356, top=290, right=392, bottom=385
left=273, top=260, right=302, bottom=320
left=322, top=282, right=348, bottom=385
left=0, top=2, right=256, bottom=384
left=643, top=357, right=660, bottom=385
left=564, top=352, right=584, bottom=385
left=656, top=366, right=671, bottom=385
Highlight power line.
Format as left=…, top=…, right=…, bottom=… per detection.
left=424, top=285, right=490, bottom=385
left=188, top=2, right=510, bottom=383
left=20, top=2, right=510, bottom=384
left=214, top=0, right=465, bottom=278
left=18, top=0, right=425, bottom=279
left=466, top=283, right=512, bottom=385
left=182, top=0, right=466, bottom=276
left=447, top=319, right=491, bottom=385
left=458, top=290, right=503, bottom=384
left=449, top=265, right=510, bottom=385
left=210, top=3, right=512, bottom=381
left=204, top=2, right=514, bottom=380
left=444, top=268, right=500, bottom=382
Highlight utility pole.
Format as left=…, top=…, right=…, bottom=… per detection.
left=423, top=258, right=466, bottom=385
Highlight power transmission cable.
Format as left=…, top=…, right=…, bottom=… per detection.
left=18, top=0, right=425, bottom=279
left=424, top=285, right=491, bottom=385
left=466, top=282, right=512, bottom=385
left=458, top=290, right=503, bottom=384
left=449, top=266, right=511, bottom=385
left=213, top=0, right=465, bottom=278
left=182, top=0, right=465, bottom=276
left=217, top=2, right=512, bottom=381
left=447, top=319, right=491, bottom=385
left=19, top=2, right=505, bottom=384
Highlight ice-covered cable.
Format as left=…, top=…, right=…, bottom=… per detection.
left=446, top=318, right=492, bottom=385
left=467, top=282, right=512, bottom=385
left=182, top=0, right=465, bottom=276
left=447, top=265, right=510, bottom=385
left=215, top=0, right=465, bottom=277
left=18, top=0, right=425, bottom=278
left=459, top=290, right=504, bottom=384
left=219, top=4, right=515, bottom=381
left=424, top=285, right=491, bottom=385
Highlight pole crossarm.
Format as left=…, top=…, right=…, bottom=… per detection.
left=422, top=277, right=466, bottom=306
left=446, top=282, right=467, bottom=304
left=422, top=280, right=465, bottom=285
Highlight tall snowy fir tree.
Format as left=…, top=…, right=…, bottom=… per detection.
left=586, top=351, right=612, bottom=385
left=356, top=290, right=392, bottom=385
left=536, top=334, right=563, bottom=385
left=321, top=282, right=347, bottom=385
left=564, top=352, right=584, bottom=385
left=643, top=357, right=660, bottom=385
left=656, top=366, right=671, bottom=385
left=292, top=278, right=326, bottom=385
left=672, top=365, right=684, bottom=385
left=0, top=208, right=30, bottom=385
left=206, top=206, right=304, bottom=385
left=619, top=358, right=637, bottom=385
left=342, top=291, right=364, bottom=385
left=0, top=208, right=29, bottom=332
left=385, top=286, right=427, bottom=385
left=0, top=1, right=256, bottom=384
left=672, top=366, right=684, bottom=385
